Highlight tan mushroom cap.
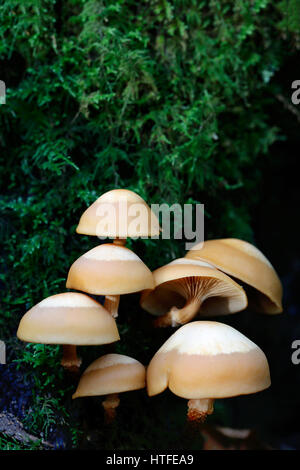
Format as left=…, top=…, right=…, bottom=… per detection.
left=73, top=354, right=146, bottom=398
left=147, top=321, right=271, bottom=399
left=140, top=258, right=247, bottom=317
left=76, top=189, right=160, bottom=238
left=66, top=243, right=154, bottom=295
left=185, top=239, right=283, bottom=314
left=17, top=292, right=120, bottom=345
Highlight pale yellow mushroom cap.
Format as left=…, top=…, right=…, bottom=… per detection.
left=73, top=353, right=146, bottom=398
left=17, top=292, right=120, bottom=345
left=140, top=258, right=247, bottom=317
left=186, top=239, right=283, bottom=314
left=147, top=321, right=271, bottom=399
left=76, top=189, right=160, bottom=238
left=66, top=243, right=154, bottom=295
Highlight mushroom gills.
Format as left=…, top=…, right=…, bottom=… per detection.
left=154, top=276, right=241, bottom=327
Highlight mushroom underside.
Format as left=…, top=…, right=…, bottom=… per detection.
left=143, top=276, right=246, bottom=326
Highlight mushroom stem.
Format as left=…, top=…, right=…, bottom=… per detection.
left=187, top=398, right=214, bottom=423
left=154, top=297, right=202, bottom=327
left=102, top=237, right=126, bottom=318
left=113, top=237, right=127, bottom=247
left=102, top=393, right=120, bottom=423
left=104, top=295, right=120, bottom=318
left=61, top=345, right=82, bottom=373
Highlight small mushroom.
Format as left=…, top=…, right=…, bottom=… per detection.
left=74, top=188, right=159, bottom=315
left=66, top=243, right=154, bottom=317
left=73, top=353, right=146, bottom=422
left=147, top=321, right=271, bottom=422
left=76, top=188, right=160, bottom=241
left=185, top=239, right=283, bottom=313
left=17, top=293, right=119, bottom=373
left=140, top=258, right=247, bottom=327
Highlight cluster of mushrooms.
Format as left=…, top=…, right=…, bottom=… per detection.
left=17, top=189, right=283, bottom=424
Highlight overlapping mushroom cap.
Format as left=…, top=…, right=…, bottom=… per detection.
left=73, top=353, right=146, bottom=398
left=76, top=189, right=160, bottom=238
left=147, top=321, right=271, bottom=399
left=17, top=292, right=120, bottom=345
left=140, top=258, right=247, bottom=325
left=185, top=239, right=283, bottom=314
left=66, top=243, right=154, bottom=295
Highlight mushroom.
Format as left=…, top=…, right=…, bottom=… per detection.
left=185, top=239, right=283, bottom=313
left=66, top=243, right=154, bottom=318
left=17, top=292, right=120, bottom=373
left=74, top=188, right=159, bottom=315
left=147, top=321, right=271, bottom=422
left=73, top=353, right=146, bottom=422
left=76, top=188, right=160, bottom=243
left=140, top=258, right=247, bottom=327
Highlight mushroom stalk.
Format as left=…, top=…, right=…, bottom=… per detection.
left=102, top=393, right=120, bottom=423
left=154, top=297, right=202, bottom=327
left=61, top=345, right=82, bottom=373
left=103, top=237, right=126, bottom=317
left=187, top=398, right=214, bottom=422
left=113, top=237, right=127, bottom=247
left=104, top=295, right=120, bottom=318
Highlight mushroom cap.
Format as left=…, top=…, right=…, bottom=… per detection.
left=140, top=258, right=247, bottom=317
left=76, top=189, right=160, bottom=238
left=147, top=321, right=270, bottom=399
left=73, top=353, right=146, bottom=398
left=66, top=243, right=154, bottom=295
left=185, top=239, right=283, bottom=314
left=17, top=292, right=120, bottom=345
